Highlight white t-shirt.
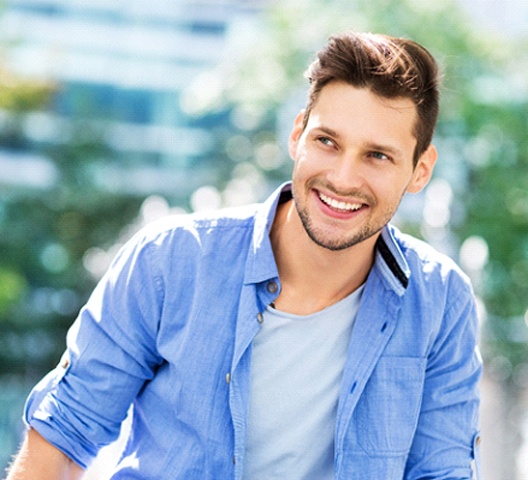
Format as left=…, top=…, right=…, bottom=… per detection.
left=242, top=286, right=364, bottom=480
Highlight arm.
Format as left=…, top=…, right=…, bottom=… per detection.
left=6, top=429, right=84, bottom=480
left=404, top=283, right=482, bottom=479
left=22, top=232, right=165, bottom=468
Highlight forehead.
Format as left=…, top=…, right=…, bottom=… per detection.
left=307, top=82, right=418, bottom=150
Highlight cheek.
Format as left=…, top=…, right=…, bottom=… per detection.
left=292, top=154, right=313, bottom=179
left=371, top=176, right=409, bottom=202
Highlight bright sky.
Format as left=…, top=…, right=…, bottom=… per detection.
left=456, top=0, right=528, bottom=38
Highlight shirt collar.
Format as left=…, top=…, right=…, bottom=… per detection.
left=374, top=225, right=411, bottom=295
left=243, top=182, right=291, bottom=285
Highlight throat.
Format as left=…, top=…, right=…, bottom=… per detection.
left=270, top=198, right=374, bottom=315
left=270, top=279, right=364, bottom=315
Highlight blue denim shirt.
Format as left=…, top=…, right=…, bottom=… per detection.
left=25, top=183, right=482, bottom=479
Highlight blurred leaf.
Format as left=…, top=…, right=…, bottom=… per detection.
left=0, top=68, right=55, bottom=112
left=0, top=267, right=27, bottom=315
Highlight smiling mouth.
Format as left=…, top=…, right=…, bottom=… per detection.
left=318, top=191, right=364, bottom=213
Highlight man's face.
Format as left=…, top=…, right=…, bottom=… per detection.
left=289, top=81, right=436, bottom=251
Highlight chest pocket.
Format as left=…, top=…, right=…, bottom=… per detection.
left=354, top=355, right=426, bottom=456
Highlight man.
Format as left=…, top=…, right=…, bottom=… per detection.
left=7, top=31, right=481, bottom=479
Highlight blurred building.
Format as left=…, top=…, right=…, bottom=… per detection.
left=0, top=0, right=264, bottom=200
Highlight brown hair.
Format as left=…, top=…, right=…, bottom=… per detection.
left=303, top=31, right=440, bottom=165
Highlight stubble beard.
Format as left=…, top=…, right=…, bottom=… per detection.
left=295, top=203, right=383, bottom=251
left=292, top=185, right=397, bottom=252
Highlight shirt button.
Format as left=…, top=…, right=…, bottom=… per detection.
left=257, top=312, right=264, bottom=324
left=226, top=373, right=231, bottom=384
left=266, top=281, right=278, bottom=294
left=475, top=435, right=481, bottom=446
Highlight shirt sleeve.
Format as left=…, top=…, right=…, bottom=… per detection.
left=404, top=276, right=482, bottom=479
left=24, top=230, right=165, bottom=469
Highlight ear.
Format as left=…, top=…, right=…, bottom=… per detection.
left=288, top=110, right=306, bottom=160
left=406, top=145, right=438, bottom=194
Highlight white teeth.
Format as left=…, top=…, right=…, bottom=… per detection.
left=319, top=192, right=363, bottom=212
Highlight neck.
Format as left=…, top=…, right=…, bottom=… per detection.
left=270, top=200, right=377, bottom=315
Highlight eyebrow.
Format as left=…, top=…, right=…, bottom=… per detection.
left=313, top=126, right=405, bottom=158
left=363, top=141, right=404, bottom=158
left=316, top=125, right=342, bottom=140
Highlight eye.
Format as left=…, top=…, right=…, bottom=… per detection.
left=317, top=136, right=336, bottom=148
left=368, top=151, right=391, bottom=161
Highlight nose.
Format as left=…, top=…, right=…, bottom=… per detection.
left=326, top=154, right=366, bottom=194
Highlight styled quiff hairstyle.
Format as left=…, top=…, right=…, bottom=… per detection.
left=303, top=31, right=440, bottom=165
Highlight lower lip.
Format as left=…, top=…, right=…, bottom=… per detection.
left=313, top=190, right=366, bottom=220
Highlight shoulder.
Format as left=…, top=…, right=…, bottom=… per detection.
left=132, top=203, right=260, bottom=248
left=392, top=227, right=472, bottom=293
left=106, top=204, right=261, bottom=277
left=390, top=228, right=478, bottom=346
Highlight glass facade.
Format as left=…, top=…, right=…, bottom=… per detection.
left=0, top=0, right=264, bottom=199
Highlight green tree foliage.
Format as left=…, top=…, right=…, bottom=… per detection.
left=0, top=68, right=54, bottom=112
